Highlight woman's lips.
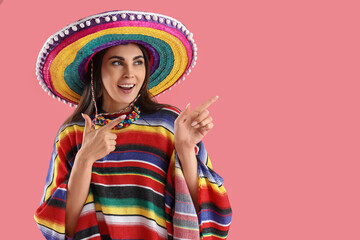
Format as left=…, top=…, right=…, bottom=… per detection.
left=118, top=84, right=135, bottom=94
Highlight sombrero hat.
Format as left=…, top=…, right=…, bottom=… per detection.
left=36, top=10, right=197, bottom=107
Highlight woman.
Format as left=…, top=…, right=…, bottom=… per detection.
left=34, top=10, right=232, bottom=240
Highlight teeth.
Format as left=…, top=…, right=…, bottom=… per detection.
left=118, top=84, right=135, bottom=88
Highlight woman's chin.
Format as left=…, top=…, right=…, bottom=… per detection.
left=102, top=91, right=140, bottom=112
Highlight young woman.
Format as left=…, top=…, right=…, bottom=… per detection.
left=34, top=10, right=232, bottom=240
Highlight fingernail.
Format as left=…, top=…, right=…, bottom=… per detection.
left=185, top=103, right=190, bottom=109
left=191, top=121, right=198, bottom=126
left=120, top=115, right=126, bottom=119
left=194, top=124, right=200, bottom=128
left=81, top=113, right=84, bottom=118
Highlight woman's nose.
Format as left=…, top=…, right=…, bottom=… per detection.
left=123, top=65, right=134, bottom=78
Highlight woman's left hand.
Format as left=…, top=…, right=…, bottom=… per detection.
left=174, top=96, right=219, bottom=152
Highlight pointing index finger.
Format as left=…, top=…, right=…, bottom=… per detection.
left=194, top=96, right=219, bottom=112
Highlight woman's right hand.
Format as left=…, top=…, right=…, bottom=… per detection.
left=66, top=114, right=125, bottom=237
left=77, top=113, right=126, bottom=164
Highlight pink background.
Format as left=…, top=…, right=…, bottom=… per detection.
left=1, top=0, right=359, bottom=239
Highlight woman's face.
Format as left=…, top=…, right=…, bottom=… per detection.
left=101, top=43, right=146, bottom=112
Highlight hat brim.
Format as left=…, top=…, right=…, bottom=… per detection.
left=36, top=11, right=197, bottom=106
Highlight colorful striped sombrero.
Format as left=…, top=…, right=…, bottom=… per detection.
left=36, top=10, right=197, bottom=106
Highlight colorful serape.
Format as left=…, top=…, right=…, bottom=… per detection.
left=34, top=107, right=232, bottom=239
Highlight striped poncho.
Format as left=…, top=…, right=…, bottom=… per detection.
left=34, top=107, right=232, bottom=239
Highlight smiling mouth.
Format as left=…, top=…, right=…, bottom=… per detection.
left=118, top=84, right=135, bottom=90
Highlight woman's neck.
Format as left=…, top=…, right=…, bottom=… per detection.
left=101, top=103, right=133, bottom=114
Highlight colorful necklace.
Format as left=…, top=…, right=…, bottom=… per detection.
left=96, top=106, right=140, bottom=129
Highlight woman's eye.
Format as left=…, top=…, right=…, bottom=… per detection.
left=112, top=61, right=122, bottom=66
left=135, top=60, right=144, bottom=65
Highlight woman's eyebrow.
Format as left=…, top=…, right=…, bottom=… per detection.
left=108, top=55, right=144, bottom=61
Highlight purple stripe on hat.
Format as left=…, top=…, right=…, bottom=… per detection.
left=92, top=39, right=132, bottom=52
left=78, top=40, right=160, bottom=82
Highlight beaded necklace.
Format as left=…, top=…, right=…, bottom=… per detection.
left=96, top=106, right=141, bottom=129
left=90, top=60, right=141, bottom=130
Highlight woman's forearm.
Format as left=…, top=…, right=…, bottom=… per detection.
left=65, top=153, right=93, bottom=237
left=176, top=147, right=199, bottom=212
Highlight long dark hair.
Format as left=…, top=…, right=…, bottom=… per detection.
left=61, top=43, right=170, bottom=127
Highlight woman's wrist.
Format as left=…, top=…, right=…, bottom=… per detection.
left=175, top=145, right=193, bottom=156
left=175, top=144, right=197, bottom=166
left=175, top=140, right=195, bottom=153
left=74, top=148, right=95, bottom=169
